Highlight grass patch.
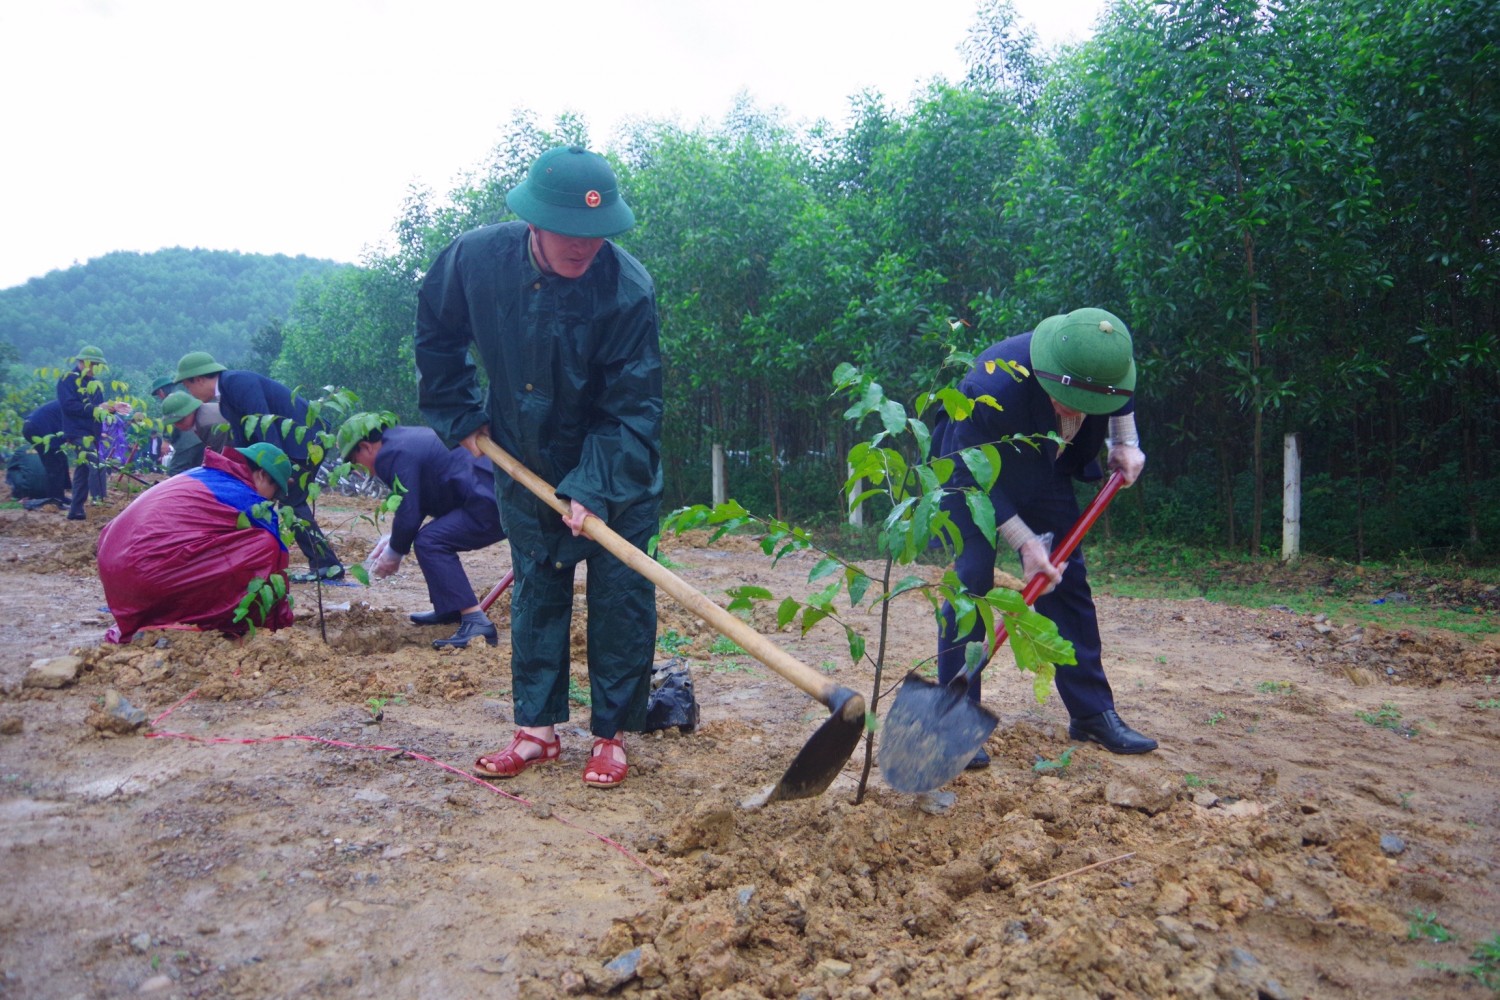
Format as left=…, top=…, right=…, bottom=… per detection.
left=1090, top=538, right=1500, bottom=638
left=1408, top=910, right=1455, bottom=943
left=709, top=635, right=743, bottom=656
left=656, top=629, right=692, bottom=656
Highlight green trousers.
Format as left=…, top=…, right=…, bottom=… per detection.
left=507, top=520, right=657, bottom=737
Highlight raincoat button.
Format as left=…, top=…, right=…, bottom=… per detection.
left=554, top=561, right=564, bottom=569
left=533, top=282, right=541, bottom=290
left=525, top=383, right=533, bottom=391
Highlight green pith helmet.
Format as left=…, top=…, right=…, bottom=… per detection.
left=74, top=345, right=107, bottom=365
left=1030, top=308, right=1137, bottom=415
left=159, top=391, right=202, bottom=423
left=175, top=350, right=227, bottom=382
left=238, top=442, right=291, bottom=494
left=505, top=145, right=635, bottom=238
left=336, top=412, right=392, bottom=461
left=149, top=375, right=178, bottom=397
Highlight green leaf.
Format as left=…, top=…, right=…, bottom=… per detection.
left=846, top=628, right=866, bottom=663
left=348, top=564, right=370, bottom=586
left=808, top=557, right=840, bottom=583
left=776, top=596, right=801, bottom=630
left=800, top=606, right=830, bottom=635
left=846, top=569, right=871, bottom=607
left=964, top=491, right=996, bottom=546
left=879, top=399, right=906, bottom=436
left=1031, top=663, right=1056, bottom=705
left=889, top=575, right=928, bottom=600
left=960, top=446, right=998, bottom=492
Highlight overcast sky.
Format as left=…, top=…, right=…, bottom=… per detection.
left=0, top=0, right=1105, bottom=291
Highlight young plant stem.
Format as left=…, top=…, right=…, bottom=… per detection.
left=854, top=553, right=896, bottom=804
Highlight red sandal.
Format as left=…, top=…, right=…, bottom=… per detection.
left=474, top=731, right=561, bottom=779
left=583, top=737, right=628, bottom=788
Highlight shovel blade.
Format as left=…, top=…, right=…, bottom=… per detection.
left=758, top=685, right=865, bottom=804
left=879, top=671, right=999, bottom=793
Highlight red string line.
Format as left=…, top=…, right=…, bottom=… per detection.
left=145, top=689, right=666, bottom=884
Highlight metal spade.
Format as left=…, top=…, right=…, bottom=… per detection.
left=880, top=472, right=1126, bottom=793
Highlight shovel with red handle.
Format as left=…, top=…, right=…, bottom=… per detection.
left=879, top=471, right=1126, bottom=793
left=479, top=570, right=514, bottom=612
left=474, top=434, right=866, bottom=803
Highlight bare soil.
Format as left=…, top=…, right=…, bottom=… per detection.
left=2, top=491, right=1498, bottom=1000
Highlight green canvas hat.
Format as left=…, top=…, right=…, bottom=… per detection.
left=149, top=375, right=179, bottom=397
left=1029, top=308, right=1136, bottom=416
left=238, top=442, right=291, bottom=495
left=175, top=350, right=227, bottom=382
left=336, top=412, right=392, bottom=461
left=505, top=146, right=635, bottom=238
left=74, top=345, right=107, bottom=364
left=159, top=391, right=202, bottom=423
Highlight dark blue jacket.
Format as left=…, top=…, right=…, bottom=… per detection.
left=216, top=370, right=327, bottom=464
left=56, top=368, right=103, bottom=443
left=23, top=400, right=65, bottom=443
left=934, top=332, right=1135, bottom=526
left=372, top=425, right=498, bottom=556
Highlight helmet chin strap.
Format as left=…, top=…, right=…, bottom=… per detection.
left=527, top=225, right=560, bottom=276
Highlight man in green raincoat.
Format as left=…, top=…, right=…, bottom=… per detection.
left=415, top=145, right=661, bottom=789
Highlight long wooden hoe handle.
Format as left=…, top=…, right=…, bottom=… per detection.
left=475, top=435, right=848, bottom=708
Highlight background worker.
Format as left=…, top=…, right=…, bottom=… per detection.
left=97, top=442, right=295, bottom=641
left=57, top=345, right=107, bottom=521
left=21, top=399, right=70, bottom=509
left=174, top=351, right=344, bottom=583
left=415, top=145, right=662, bottom=789
left=339, top=416, right=507, bottom=649
left=934, top=307, right=1156, bottom=765
left=158, top=391, right=230, bottom=475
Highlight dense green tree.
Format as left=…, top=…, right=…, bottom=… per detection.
left=0, top=248, right=341, bottom=373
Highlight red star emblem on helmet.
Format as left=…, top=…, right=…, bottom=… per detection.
left=584, top=189, right=601, bottom=208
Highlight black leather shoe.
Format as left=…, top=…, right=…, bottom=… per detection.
left=1068, top=710, right=1158, bottom=754
left=432, top=620, right=498, bottom=649
left=410, top=610, right=462, bottom=626
left=965, top=747, right=991, bottom=770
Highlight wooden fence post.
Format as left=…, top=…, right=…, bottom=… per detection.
left=712, top=443, right=726, bottom=507
left=1282, top=432, right=1301, bottom=563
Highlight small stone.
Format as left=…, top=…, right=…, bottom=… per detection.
left=1155, top=915, right=1198, bottom=950
left=0, top=716, right=22, bottom=736
left=104, top=691, right=148, bottom=728
left=1105, top=778, right=1174, bottom=815
left=24, top=655, right=83, bottom=689
left=596, top=948, right=642, bottom=990
left=353, top=788, right=389, bottom=804
left=130, top=932, right=153, bottom=953
left=1379, top=833, right=1406, bottom=856
left=137, top=974, right=173, bottom=993
left=815, top=958, right=853, bottom=978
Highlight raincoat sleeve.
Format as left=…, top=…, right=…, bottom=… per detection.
left=376, top=447, right=425, bottom=557
left=221, top=373, right=314, bottom=460
left=415, top=240, right=489, bottom=449
left=554, top=276, right=663, bottom=520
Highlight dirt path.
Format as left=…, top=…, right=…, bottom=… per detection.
left=2, top=496, right=1498, bottom=999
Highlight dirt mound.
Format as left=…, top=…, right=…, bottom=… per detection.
left=1, top=519, right=1497, bottom=1000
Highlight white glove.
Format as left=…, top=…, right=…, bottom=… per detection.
left=1107, top=443, right=1146, bottom=486
left=373, top=549, right=403, bottom=579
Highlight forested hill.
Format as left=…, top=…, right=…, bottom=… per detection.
left=0, top=248, right=347, bottom=372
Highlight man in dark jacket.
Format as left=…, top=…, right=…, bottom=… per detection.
left=57, top=345, right=107, bottom=521
left=22, top=399, right=70, bottom=508
left=934, top=307, right=1156, bottom=764
left=340, top=417, right=508, bottom=649
left=174, top=351, right=344, bottom=582
left=416, top=145, right=661, bottom=788
left=159, top=391, right=231, bottom=475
